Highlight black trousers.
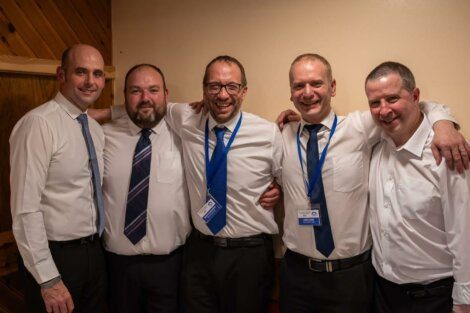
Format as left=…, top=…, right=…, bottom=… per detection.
left=105, top=247, right=183, bottom=313
left=280, top=249, right=374, bottom=313
left=182, top=231, right=274, bottom=313
left=374, top=272, right=453, bottom=313
left=21, top=238, right=107, bottom=313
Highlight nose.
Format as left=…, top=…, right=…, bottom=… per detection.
left=378, top=101, right=392, bottom=118
left=303, top=84, right=313, bottom=97
left=217, top=86, right=230, bottom=99
left=140, top=89, right=151, bottom=102
left=84, top=72, right=95, bottom=86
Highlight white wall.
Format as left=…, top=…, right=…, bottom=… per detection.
left=113, top=0, right=470, bottom=136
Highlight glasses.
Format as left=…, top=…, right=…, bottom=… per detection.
left=205, top=82, right=244, bottom=95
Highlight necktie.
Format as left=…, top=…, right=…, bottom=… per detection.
left=124, top=129, right=152, bottom=244
left=305, top=124, right=335, bottom=257
left=77, top=114, right=105, bottom=235
left=207, top=127, right=227, bottom=234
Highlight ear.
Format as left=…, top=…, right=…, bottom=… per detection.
left=330, top=79, right=337, bottom=97
left=240, top=85, right=248, bottom=101
left=57, top=66, right=65, bottom=82
left=412, top=87, right=420, bottom=103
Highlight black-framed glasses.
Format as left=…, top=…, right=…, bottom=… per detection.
left=205, top=82, right=244, bottom=95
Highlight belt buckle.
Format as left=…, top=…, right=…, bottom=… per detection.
left=213, top=237, right=228, bottom=247
left=308, top=258, right=333, bottom=272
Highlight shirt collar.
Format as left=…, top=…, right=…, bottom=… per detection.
left=207, top=110, right=242, bottom=133
left=299, top=109, right=336, bottom=136
left=126, top=114, right=163, bottom=136
left=382, top=114, right=431, bottom=157
left=55, top=92, right=85, bottom=119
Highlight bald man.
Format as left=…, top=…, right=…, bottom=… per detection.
left=10, top=44, right=107, bottom=313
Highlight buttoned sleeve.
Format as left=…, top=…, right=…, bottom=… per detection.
left=440, top=167, right=470, bottom=304
left=10, top=115, right=59, bottom=284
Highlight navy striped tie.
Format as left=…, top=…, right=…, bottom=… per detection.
left=124, top=128, right=152, bottom=244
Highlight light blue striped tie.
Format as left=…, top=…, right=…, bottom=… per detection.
left=77, top=114, right=105, bottom=235
left=124, top=129, right=152, bottom=244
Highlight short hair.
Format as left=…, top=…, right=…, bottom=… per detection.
left=289, top=53, right=333, bottom=83
left=365, top=61, right=416, bottom=92
left=60, top=47, right=72, bottom=70
left=124, top=63, right=167, bottom=92
left=203, top=55, right=247, bottom=86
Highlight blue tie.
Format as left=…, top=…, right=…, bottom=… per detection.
left=207, top=127, right=227, bottom=234
left=124, top=129, right=152, bottom=244
left=306, top=124, right=335, bottom=257
left=77, top=114, right=105, bottom=236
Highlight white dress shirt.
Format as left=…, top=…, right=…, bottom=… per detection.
left=369, top=116, right=470, bottom=305
left=102, top=113, right=191, bottom=255
left=165, top=103, right=283, bottom=238
left=10, top=92, right=104, bottom=284
left=282, top=102, right=456, bottom=260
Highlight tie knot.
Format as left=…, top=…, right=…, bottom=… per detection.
left=141, top=128, right=151, bottom=138
left=214, top=126, right=225, bottom=141
left=77, top=113, right=88, bottom=125
left=305, top=124, right=322, bottom=134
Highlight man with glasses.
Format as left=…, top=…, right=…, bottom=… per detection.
left=96, top=55, right=282, bottom=313
left=166, top=55, right=282, bottom=313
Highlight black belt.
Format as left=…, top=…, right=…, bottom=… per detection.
left=396, top=276, right=453, bottom=299
left=49, top=233, right=100, bottom=246
left=287, top=249, right=371, bottom=272
left=197, top=231, right=270, bottom=248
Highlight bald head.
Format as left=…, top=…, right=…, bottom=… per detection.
left=57, top=44, right=106, bottom=111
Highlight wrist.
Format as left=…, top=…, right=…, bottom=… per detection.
left=40, top=275, right=61, bottom=289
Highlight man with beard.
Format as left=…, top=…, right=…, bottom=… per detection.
left=102, top=64, right=191, bottom=312
left=10, top=44, right=107, bottom=313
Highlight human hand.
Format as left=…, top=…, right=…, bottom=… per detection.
left=431, top=121, right=470, bottom=173
left=275, top=109, right=300, bottom=131
left=453, top=304, right=470, bottom=313
left=189, top=100, right=206, bottom=114
left=259, top=181, right=282, bottom=210
left=87, top=108, right=112, bottom=124
left=41, top=280, right=74, bottom=313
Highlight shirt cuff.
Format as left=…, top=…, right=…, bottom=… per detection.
left=40, top=275, right=61, bottom=289
left=453, top=282, right=470, bottom=304
left=30, top=257, right=60, bottom=285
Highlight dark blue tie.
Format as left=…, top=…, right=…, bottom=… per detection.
left=306, top=124, right=335, bottom=257
left=77, top=114, right=105, bottom=235
left=207, top=127, right=227, bottom=234
left=124, top=129, right=152, bottom=244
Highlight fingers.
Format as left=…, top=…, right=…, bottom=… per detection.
left=442, top=146, right=454, bottom=171
left=451, top=145, right=464, bottom=174
left=460, top=141, right=470, bottom=170
left=431, top=143, right=442, bottom=166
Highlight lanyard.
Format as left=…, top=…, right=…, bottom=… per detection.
left=296, top=115, right=337, bottom=199
left=204, top=113, right=243, bottom=185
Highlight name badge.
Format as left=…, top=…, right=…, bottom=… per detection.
left=298, top=203, right=322, bottom=226
left=198, top=194, right=222, bottom=223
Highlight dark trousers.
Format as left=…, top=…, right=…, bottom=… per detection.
left=182, top=231, right=274, bottom=313
left=21, top=238, right=107, bottom=313
left=105, top=247, right=183, bottom=313
left=374, top=272, right=453, bottom=313
left=280, top=249, right=374, bottom=313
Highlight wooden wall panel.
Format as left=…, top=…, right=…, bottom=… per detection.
left=0, top=0, right=112, bottom=63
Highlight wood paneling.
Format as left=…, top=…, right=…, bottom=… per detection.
left=0, top=0, right=112, bottom=64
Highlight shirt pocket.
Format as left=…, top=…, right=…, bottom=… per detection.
left=396, top=177, right=438, bottom=219
left=333, top=153, right=364, bottom=192
left=155, top=152, right=181, bottom=183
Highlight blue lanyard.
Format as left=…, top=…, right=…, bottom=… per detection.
left=204, top=113, right=243, bottom=185
left=296, top=115, right=337, bottom=199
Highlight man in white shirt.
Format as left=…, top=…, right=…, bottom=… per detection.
left=279, top=53, right=468, bottom=313
left=10, top=44, right=107, bottom=313
left=102, top=64, right=191, bottom=312
left=366, top=61, right=470, bottom=313
left=163, top=56, right=283, bottom=313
